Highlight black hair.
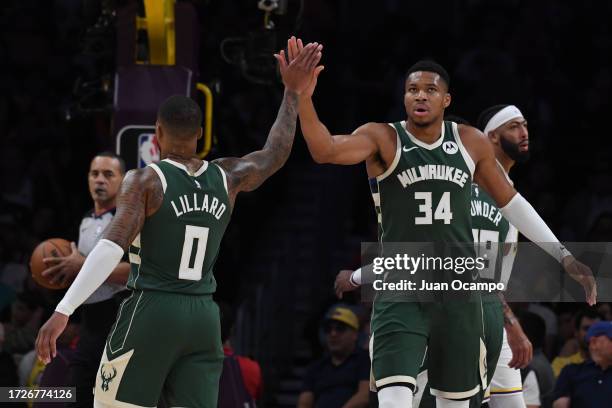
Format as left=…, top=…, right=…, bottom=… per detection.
left=574, top=308, right=603, bottom=331
left=405, top=60, right=450, bottom=90
left=95, top=151, right=126, bottom=175
left=157, top=95, right=202, bottom=139
left=518, top=311, right=546, bottom=350
left=476, top=104, right=509, bottom=132
left=444, top=115, right=470, bottom=126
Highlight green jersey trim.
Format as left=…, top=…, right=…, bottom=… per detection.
left=376, top=128, right=402, bottom=181
left=149, top=163, right=167, bottom=193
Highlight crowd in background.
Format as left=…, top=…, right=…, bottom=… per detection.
left=1, top=0, right=612, bottom=405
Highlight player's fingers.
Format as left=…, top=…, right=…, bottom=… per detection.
left=305, top=45, right=323, bottom=70
left=294, top=43, right=316, bottom=66
left=37, top=330, right=49, bottom=364
left=41, top=264, right=61, bottom=278
left=50, top=333, right=57, bottom=359
left=42, top=257, right=61, bottom=265
left=274, top=52, right=287, bottom=72
left=313, top=65, right=325, bottom=78
left=508, top=352, right=518, bottom=369
left=297, top=38, right=304, bottom=51
left=70, top=242, right=78, bottom=253
left=288, top=36, right=298, bottom=62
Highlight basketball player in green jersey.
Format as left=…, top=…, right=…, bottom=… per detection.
left=35, top=39, right=322, bottom=408
left=287, top=38, right=595, bottom=408
left=410, top=108, right=533, bottom=408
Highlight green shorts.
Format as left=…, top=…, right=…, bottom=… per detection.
left=93, top=290, right=223, bottom=408
left=415, top=295, right=503, bottom=408
left=371, top=297, right=486, bottom=400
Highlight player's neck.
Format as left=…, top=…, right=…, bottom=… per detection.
left=162, top=149, right=198, bottom=164
left=497, top=155, right=514, bottom=173
left=405, top=119, right=443, bottom=144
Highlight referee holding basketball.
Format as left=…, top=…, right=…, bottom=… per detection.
left=42, top=152, right=130, bottom=407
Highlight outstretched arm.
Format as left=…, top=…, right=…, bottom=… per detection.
left=281, top=37, right=386, bottom=166
left=463, top=125, right=597, bottom=305
left=35, top=168, right=163, bottom=363
left=215, top=41, right=322, bottom=202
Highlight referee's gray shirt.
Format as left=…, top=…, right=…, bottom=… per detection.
left=78, top=208, right=126, bottom=304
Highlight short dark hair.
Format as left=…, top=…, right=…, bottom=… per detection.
left=575, top=308, right=603, bottom=331
left=157, top=95, right=202, bottom=139
left=405, top=60, right=450, bottom=90
left=476, top=104, right=509, bottom=132
left=95, top=151, right=126, bottom=174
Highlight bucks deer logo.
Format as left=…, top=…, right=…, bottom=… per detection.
left=100, top=364, right=117, bottom=391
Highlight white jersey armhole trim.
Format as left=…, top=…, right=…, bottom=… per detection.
left=149, top=163, right=167, bottom=193
left=214, top=163, right=229, bottom=194
left=376, top=125, right=401, bottom=181
left=452, top=121, right=476, bottom=178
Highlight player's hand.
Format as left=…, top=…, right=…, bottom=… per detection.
left=334, top=269, right=359, bottom=299
left=562, top=255, right=597, bottom=306
left=42, top=242, right=84, bottom=286
left=506, top=320, right=533, bottom=369
left=286, top=37, right=324, bottom=98
left=35, top=311, right=69, bottom=364
left=274, top=37, right=323, bottom=95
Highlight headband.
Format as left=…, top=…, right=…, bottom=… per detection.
left=483, top=105, right=524, bottom=135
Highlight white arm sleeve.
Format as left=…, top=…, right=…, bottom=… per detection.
left=500, top=193, right=571, bottom=263
left=55, top=239, right=124, bottom=316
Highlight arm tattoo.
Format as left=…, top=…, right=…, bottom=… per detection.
left=102, top=168, right=163, bottom=250
left=215, top=90, right=298, bottom=200
left=498, top=292, right=517, bottom=326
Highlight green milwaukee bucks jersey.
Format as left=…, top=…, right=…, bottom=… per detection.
left=470, top=169, right=518, bottom=286
left=370, top=121, right=475, bottom=246
left=127, top=159, right=231, bottom=294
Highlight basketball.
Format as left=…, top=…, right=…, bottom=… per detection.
left=30, top=238, right=72, bottom=290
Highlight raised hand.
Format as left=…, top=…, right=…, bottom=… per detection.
left=274, top=37, right=323, bottom=95
left=562, top=256, right=597, bottom=306
left=286, top=36, right=324, bottom=98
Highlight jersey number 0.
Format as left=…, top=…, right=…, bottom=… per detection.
left=178, top=225, right=210, bottom=280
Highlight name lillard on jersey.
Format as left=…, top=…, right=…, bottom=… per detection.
left=471, top=199, right=503, bottom=226
left=170, top=193, right=227, bottom=220
left=396, top=165, right=469, bottom=188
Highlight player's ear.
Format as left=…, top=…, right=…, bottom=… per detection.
left=443, top=92, right=451, bottom=109
left=197, top=127, right=203, bottom=140
left=487, top=130, right=499, bottom=145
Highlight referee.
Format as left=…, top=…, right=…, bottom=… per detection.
left=42, top=152, right=130, bottom=407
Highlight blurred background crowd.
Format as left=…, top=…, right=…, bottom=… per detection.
left=0, top=0, right=611, bottom=406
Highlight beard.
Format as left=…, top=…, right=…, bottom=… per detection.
left=500, top=136, right=530, bottom=163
